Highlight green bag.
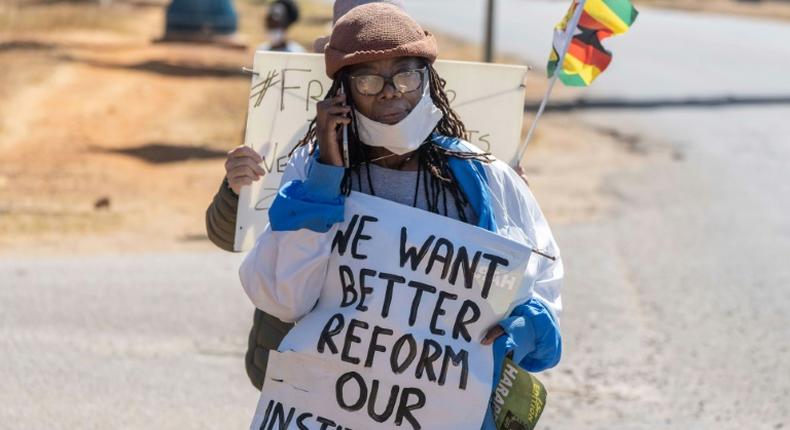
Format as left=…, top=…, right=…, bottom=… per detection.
left=490, top=357, right=548, bottom=430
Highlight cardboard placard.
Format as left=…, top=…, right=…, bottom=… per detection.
left=249, top=192, right=532, bottom=430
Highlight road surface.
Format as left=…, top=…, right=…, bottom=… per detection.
left=0, top=252, right=258, bottom=429
left=403, top=1, right=790, bottom=428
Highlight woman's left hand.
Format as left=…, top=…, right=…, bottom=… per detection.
left=483, top=299, right=562, bottom=372
left=480, top=324, right=505, bottom=345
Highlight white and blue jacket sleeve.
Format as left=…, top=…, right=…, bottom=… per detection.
left=438, top=136, right=563, bottom=377
left=239, top=147, right=347, bottom=323
left=485, top=159, right=563, bottom=373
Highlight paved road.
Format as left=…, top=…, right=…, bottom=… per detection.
left=403, top=1, right=790, bottom=428
left=0, top=252, right=259, bottom=429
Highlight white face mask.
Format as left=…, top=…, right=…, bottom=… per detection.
left=355, top=82, right=443, bottom=156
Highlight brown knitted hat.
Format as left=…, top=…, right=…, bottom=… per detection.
left=312, top=0, right=405, bottom=53
left=324, top=3, right=438, bottom=78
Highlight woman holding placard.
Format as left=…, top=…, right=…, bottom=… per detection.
left=239, top=4, right=562, bottom=429
left=206, top=0, right=416, bottom=394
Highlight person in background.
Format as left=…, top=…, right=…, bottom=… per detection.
left=256, top=0, right=304, bottom=53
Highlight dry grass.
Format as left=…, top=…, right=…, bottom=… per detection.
left=0, top=210, right=123, bottom=235
left=0, top=1, right=143, bottom=34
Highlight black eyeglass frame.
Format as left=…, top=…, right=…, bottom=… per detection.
left=348, top=68, right=428, bottom=97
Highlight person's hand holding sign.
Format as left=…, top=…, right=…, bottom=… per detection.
left=225, top=145, right=267, bottom=195
left=316, top=92, right=351, bottom=167
left=480, top=325, right=505, bottom=345
left=482, top=300, right=562, bottom=371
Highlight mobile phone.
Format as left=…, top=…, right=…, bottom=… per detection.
left=339, top=83, right=350, bottom=168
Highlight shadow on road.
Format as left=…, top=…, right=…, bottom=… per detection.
left=75, top=57, right=248, bottom=79
left=0, top=40, right=57, bottom=52
left=529, top=95, right=790, bottom=113
left=94, top=143, right=227, bottom=164
left=179, top=233, right=209, bottom=242
left=3, top=39, right=247, bottom=78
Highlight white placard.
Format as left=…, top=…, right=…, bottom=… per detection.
left=235, top=52, right=528, bottom=251
left=249, top=192, right=531, bottom=430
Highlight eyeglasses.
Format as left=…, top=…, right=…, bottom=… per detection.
left=349, top=68, right=427, bottom=96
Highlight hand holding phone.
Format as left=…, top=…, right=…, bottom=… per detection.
left=315, top=86, right=352, bottom=167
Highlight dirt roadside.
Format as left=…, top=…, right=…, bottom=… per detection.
left=638, top=0, right=790, bottom=21
left=0, top=0, right=650, bottom=257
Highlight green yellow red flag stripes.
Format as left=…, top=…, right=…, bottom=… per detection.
left=547, top=0, right=638, bottom=87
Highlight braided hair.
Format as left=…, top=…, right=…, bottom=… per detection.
left=295, top=62, right=492, bottom=223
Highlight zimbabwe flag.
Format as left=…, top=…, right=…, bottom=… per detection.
left=547, top=0, right=638, bottom=87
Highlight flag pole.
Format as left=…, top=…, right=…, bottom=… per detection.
left=511, top=0, right=588, bottom=167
